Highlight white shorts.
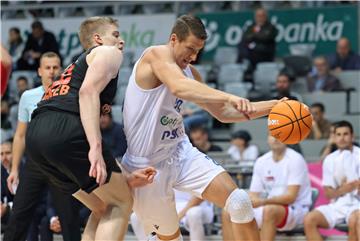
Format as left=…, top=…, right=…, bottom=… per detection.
left=316, top=202, right=360, bottom=228
left=122, top=139, right=225, bottom=236
left=254, top=205, right=309, bottom=231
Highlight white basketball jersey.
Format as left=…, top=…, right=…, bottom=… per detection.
left=123, top=48, right=194, bottom=166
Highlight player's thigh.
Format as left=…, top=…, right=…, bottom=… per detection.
left=202, top=172, right=238, bottom=208
left=174, top=150, right=229, bottom=207
left=131, top=162, right=179, bottom=236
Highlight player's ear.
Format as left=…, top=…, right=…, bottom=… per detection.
left=170, top=33, right=178, bottom=45
left=94, top=33, right=103, bottom=45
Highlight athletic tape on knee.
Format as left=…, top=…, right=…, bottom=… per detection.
left=224, top=189, right=254, bottom=223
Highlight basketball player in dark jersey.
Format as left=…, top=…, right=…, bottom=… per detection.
left=4, top=17, right=156, bottom=241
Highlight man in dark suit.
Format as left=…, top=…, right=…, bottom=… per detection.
left=17, top=21, right=61, bottom=70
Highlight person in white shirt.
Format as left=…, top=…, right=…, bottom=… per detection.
left=304, top=120, right=360, bottom=241
left=223, top=135, right=311, bottom=241
left=227, top=130, right=259, bottom=163
left=131, top=190, right=214, bottom=241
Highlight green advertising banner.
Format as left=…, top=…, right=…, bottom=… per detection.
left=197, top=5, right=358, bottom=61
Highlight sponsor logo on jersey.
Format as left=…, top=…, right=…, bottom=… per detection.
left=160, top=115, right=179, bottom=127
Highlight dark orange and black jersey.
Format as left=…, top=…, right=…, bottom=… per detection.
left=37, top=46, right=118, bottom=115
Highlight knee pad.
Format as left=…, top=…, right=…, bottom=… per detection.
left=224, top=189, right=254, bottom=223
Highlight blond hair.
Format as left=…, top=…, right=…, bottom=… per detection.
left=78, top=16, right=118, bottom=50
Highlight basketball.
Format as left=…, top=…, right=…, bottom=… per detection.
left=268, top=100, right=313, bottom=144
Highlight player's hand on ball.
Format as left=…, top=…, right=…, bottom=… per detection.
left=228, top=95, right=256, bottom=115
left=127, top=167, right=157, bottom=188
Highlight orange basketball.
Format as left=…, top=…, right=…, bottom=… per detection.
left=268, top=100, right=312, bottom=144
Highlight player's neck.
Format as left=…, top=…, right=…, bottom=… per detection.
left=272, top=151, right=285, bottom=162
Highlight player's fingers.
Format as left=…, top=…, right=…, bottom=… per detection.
left=89, top=164, right=95, bottom=177
left=96, top=164, right=102, bottom=184
left=101, top=169, right=107, bottom=185
left=7, top=178, right=13, bottom=193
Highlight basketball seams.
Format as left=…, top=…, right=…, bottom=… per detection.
left=284, top=101, right=302, bottom=142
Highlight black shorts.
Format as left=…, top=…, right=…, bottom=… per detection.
left=26, top=109, right=121, bottom=194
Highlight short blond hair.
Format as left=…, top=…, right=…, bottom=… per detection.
left=78, top=16, right=118, bottom=50
left=39, top=51, right=61, bottom=65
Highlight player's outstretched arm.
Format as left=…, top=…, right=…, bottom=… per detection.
left=79, top=46, right=123, bottom=185
left=201, top=99, right=280, bottom=123
left=149, top=47, right=251, bottom=111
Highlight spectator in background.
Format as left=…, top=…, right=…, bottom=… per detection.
left=189, top=125, right=222, bottom=153
left=9, top=76, right=29, bottom=106
left=320, top=123, right=337, bottom=160
left=1, top=140, right=15, bottom=230
left=227, top=130, right=259, bottom=162
left=223, top=135, right=311, bottom=241
left=131, top=190, right=214, bottom=241
left=6, top=27, right=24, bottom=70
left=17, top=21, right=60, bottom=70
left=308, top=103, right=332, bottom=140
left=328, top=37, right=360, bottom=72
left=39, top=192, right=90, bottom=241
left=100, top=112, right=127, bottom=160
left=1, top=101, right=13, bottom=143
left=307, top=56, right=342, bottom=92
left=182, top=101, right=210, bottom=132
left=304, top=121, right=360, bottom=241
left=271, top=73, right=303, bottom=102
left=238, top=8, right=277, bottom=82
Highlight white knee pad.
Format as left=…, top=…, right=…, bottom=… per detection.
left=224, top=189, right=254, bottom=223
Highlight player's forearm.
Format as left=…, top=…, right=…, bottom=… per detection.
left=171, top=78, right=231, bottom=104
left=264, top=194, right=296, bottom=206
left=221, top=100, right=278, bottom=123
left=79, top=89, right=102, bottom=150
left=11, top=133, right=25, bottom=172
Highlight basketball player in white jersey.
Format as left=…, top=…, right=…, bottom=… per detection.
left=122, top=15, right=285, bottom=241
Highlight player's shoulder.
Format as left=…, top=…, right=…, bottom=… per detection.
left=323, top=149, right=340, bottom=164
left=89, top=45, right=122, bottom=59
left=285, top=148, right=304, bottom=160
left=144, top=45, right=172, bottom=61
left=21, top=86, right=42, bottom=99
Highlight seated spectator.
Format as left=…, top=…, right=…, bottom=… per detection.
left=9, top=76, right=29, bottom=106
left=328, top=37, right=360, bottom=72
left=1, top=139, right=15, bottom=229
left=1, top=101, right=13, bottom=143
left=308, top=102, right=332, bottom=140
left=189, top=125, right=222, bottom=153
left=238, top=8, right=278, bottom=83
left=222, top=135, right=311, bottom=241
left=304, top=121, right=360, bottom=241
left=131, top=190, right=214, bottom=241
left=17, top=21, right=60, bottom=70
left=182, top=101, right=210, bottom=132
left=39, top=192, right=90, bottom=241
left=6, top=27, right=24, bottom=70
left=100, top=112, right=127, bottom=159
left=307, top=56, right=342, bottom=92
left=271, top=73, right=303, bottom=102
left=320, top=123, right=337, bottom=160
left=227, top=130, right=259, bottom=162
